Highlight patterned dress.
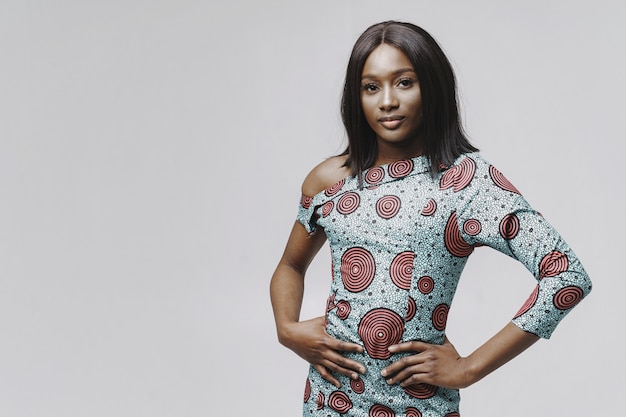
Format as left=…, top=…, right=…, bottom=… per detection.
left=296, top=153, right=591, bottom=417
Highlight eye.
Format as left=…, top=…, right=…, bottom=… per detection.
left=398, top=78, right=414, bottom=88
left=361, top=83, right=379, bottom=93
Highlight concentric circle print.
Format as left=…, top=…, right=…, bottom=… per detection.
left=301, top=194, right=312, bottom=209
left=417, top=276, right=435, bottom=294
left=335, top=300, right=351, bottom=320
left=326, top=293, right=336, bottom=313
left=337, top=192, right=360, bottom=215
left=321, top=201, right=334, bottom=217
left=444, top=212, right=474, bottom=257
left=316, top=392, right=324, bottom=410
left=489, top=165, right=520, bottom=194
left=325, top=179, right=345, bottom=197
left=406, top=296, right=417, bottom=321
left=350, top=376, right=365, bottom=394
left=340, top=247, right=376, bottom=292
left=439, top=156, right=476, bottom=192
left=389, top=251, right=415, bottom=290
left=403, top=383, right=437, bottom=399
left=405, top=407, right=422, bottom=417
left=358, top=308, right=404, bottom=360
left=365, top=166, right=385, bottom=185
left=369, top=404, right=395, bottom=417
left=421, top=198, right=437, bottom=216
left=539, top=250, right=569, bottom=279
left=463, top=218, right=482, bottom=236
left=304, top=378, right=311, bottom=402
left=499, top=213, right=520, bottom=240
left=553, top=286, right=584, bottom=310
left=514, top=285, right=539, bottom=318
left=376, top=195, right=401, bottom=219
left=328, top=391, right=353, bottom=414
left=389, top=159, right=414, bottom=178
left=432, top=303, right=449, bottom=331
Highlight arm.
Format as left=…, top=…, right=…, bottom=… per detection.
left=383, top=154, right=590, bottom=388
left=270, top=222, right=366, bottom=388
left=381, top=322, right=538, bottom=389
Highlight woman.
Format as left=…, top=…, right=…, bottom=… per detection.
left=270, top=21, right=591, bottom=417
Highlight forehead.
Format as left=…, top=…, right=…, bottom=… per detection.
left=362, top=44, right=414, bottom=78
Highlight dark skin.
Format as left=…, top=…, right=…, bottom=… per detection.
left=270, top=43, right=539, bottom=390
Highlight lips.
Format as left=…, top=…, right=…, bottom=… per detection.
left=378, top=115, right=405, bottom=130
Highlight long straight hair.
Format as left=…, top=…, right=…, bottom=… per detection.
left=340, top=21, right=477, bottom=179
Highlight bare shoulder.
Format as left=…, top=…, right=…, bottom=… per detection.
left=301, top=155, right=351, bottom=197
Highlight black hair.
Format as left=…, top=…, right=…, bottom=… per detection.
left=340, top=21, right=478, bottom=179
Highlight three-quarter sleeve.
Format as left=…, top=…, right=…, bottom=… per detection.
left=454, top=154, right=591, bottom=339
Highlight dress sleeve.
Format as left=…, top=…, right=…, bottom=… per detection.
left=296, top=193, right=319, bottom=234
left=453, top=154, right=592, bottom=339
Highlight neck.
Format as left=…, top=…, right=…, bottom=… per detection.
left=375, top=140, right=423, bottom=166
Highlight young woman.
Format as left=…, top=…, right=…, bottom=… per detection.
left=270, top=21, right=591, bottom=417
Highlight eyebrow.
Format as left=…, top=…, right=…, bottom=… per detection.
left=361, top=68, right=416, bottom=80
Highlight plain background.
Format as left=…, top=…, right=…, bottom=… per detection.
left=1, top=1, right=624, bottom=416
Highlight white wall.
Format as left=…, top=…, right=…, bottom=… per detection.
left=0, top=1, right=623, bottom=415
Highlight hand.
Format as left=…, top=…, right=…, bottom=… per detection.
left=381, top=337, right=474, bottom=389
left=280, top=316, right=366, bottom=388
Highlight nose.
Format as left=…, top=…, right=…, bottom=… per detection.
left=379, top=87, right=399, bottom=111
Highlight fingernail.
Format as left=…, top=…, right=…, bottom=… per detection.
left=380, top=369, right=387, bottom=377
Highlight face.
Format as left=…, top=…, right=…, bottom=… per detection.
left=360, top=43, right=424, bottom=154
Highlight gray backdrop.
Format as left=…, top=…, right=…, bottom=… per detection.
left=1, top=1, right=623, bottom=416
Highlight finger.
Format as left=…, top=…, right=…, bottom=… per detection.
left=314, top=364, right=341, bottom=388
left=334, top=339, right=365, bottom=354
left=321, top=354, right=365, bottom=379
left=394, top=367, right=430, bottom=387
left=388, top=340, right=431, bottom=353
left=380, top=353, right=422, bottom=378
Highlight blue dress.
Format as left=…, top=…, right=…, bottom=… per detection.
left=296, top=153, right=591, bottom=417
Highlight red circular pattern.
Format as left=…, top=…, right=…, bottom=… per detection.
left=417, top=276, right=435, bottom=294
left=316, top=392, right=324, bottom=410
left=432, top=303, right=449, bottom=331
left=340, top=247, right=376, bottom=292
left=514, top=285, right=539, bottom=318
left=489, top=165, right=520, bottom=194
left=335, top=300, right=351, bottom=320
left=539, top=250, right=569, bottom=279
left=421, top=198, right=437, bottom=216
left=325, top=179, right=345, bottom=196
left=369, top=404, right=395, bottom=417
left=406, top=296, right=417, bottom=321
left=301, top=194, right=312, bottom=209
left=439, top=156, right=476, bottom=192
left=365, top=166, right=385, bottom=185
left=376, top=195, right=402, bottom=219
left=389, top=159, right=414, bottom=178
left=499, top=213, right=520, bottom=240
left=328, top=390, right=353, bottom=414
left=403, top=383, right=437, bottom=399
left=358, top=308, right=404, bottom=360
left=350, top=376, right=365, bottom=394
left=553, top=286, right=584, bottom=310
left=389, top=251, right=415, bottom=290
left=405, top=407, right=422, bottom=417
left=321, top=201, right=334, bottom=217
left=463, top=218, right=482, bottom=236
left=337, top=192, right=360, bottom=215
left=304, top=378, right=311, bottom=402
left=444, top=212, right=474, bottom=257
